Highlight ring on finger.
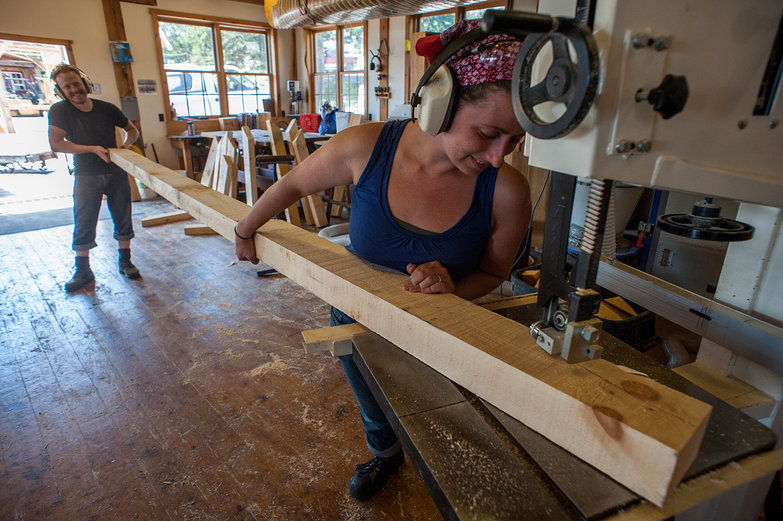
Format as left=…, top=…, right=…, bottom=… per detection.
left=436, top=274, right=442, bottom=283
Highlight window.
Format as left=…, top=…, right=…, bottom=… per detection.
left=412, top=1, right=505, bottom=34
left=406, top=1, right=506, bottom=100
left=310, top=23, right=366, bottom=115
left=154, top=13, right=274, bottom=119
left=3, top=71, right=26, bottom=92
left=420, top=13, right=456, bottom=33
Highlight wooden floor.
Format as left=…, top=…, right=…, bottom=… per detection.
left=0, top=199, right=441, bottom=521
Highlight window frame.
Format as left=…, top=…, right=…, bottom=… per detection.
left=151, top=10, right=276, bottom=121
left=405, top=1, right=507, bottom=101
left=306, top=21, right=368, bottom=116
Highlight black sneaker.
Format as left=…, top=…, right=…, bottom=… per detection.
left=65, top=261, right=95, bottom=292
left=349, top=451, right=404, bottom=501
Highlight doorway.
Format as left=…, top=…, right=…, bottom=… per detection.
left=0, top=33, right=79, bottom=235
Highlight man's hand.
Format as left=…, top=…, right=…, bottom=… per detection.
left=404, top=261, right=454, bottom=294
left=91, top=146, right=111, bottom=163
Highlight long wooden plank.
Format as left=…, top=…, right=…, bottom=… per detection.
left=110, top=148, right=712, bottom=507
left=141, top=209, right=191, bottom=227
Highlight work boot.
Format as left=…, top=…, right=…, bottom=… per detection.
left=349, top=451, right=404, bottom=501
left=118, top=248, right=141, bottom=279
left=65, top=256, right=95, bottom=292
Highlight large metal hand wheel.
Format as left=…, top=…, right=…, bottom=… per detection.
left=512, top=27, right=599, bottom=139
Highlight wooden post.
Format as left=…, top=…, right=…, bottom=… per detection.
left=110, top=147, right=713, bottom=507
left=378, top=18, right=389, bottom=122
left=101, top=0, right=144, bottom=149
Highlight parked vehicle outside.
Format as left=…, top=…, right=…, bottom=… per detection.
left=166, top=64, right=271, bottom=117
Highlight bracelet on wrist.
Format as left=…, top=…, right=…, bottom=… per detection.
left=234, top=225, right=254, bottom=240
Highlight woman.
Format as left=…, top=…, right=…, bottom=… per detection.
left=235, top=20, right=531, bottom=501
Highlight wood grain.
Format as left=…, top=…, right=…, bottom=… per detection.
left=111, top=148, right=712, bottom=506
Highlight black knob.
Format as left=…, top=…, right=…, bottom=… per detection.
left=636, top=74, right=689, bottom=119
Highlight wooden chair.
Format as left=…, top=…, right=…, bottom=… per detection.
left=256, top=112, right=271, bottom=129
left=266, top=119, right=301, bottom=226
left=348, top=112, right=363, bottom=127
left=326, top=113, right=362, bottom=219
left=218, top=117, right=239, bottom=131
left=239, top=126, right=259, bottom=206
left=262, top=98, right=276, bottom=117
left=285, top=127, right=328, bottom=228
left=182, top=135, right=239, bottom=235
left=213, top=135, right=239, bottom=199
left=268, top=116, right=296, bottom=130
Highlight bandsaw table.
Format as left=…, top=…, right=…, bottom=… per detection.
left=350, top=298, right=778, bottom=520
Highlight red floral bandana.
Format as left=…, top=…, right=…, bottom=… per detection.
left=415, top=19, right=522, bottom=87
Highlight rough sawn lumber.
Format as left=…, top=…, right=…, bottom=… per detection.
left=111, top=148, right=712, bottom=507
left=302, top=323, right=370, bottom=356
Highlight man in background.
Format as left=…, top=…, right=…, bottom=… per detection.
left=48, top=63, right=141, bottom=292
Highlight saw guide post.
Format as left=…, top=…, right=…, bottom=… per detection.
left=111, top=148, right=712, bottom=507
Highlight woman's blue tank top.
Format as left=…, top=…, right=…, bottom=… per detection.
left=347, top=119, right=497, bottom=282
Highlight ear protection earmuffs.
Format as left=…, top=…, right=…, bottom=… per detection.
left=411, top=29, right=523, bottom=136
left=369, top=54, right=382, bottom=72
left=51, top=67, right=93, bottom=100
left=410, top=28, right=489, bottom=136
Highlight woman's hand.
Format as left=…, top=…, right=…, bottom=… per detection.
left=404, top=261, right=454, bottom=294
left=234, top=225, right=259, bottom=264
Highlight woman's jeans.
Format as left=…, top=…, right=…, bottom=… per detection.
left=331, top=307, right=401, bottom=458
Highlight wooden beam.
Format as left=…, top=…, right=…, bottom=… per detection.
left=302, top=323, right=369, bottom=355
left=110, top=148, right=712, bottom=507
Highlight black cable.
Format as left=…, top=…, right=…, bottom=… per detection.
left=512, top=170, right=550, bottom=271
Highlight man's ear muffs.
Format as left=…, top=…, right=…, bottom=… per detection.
left=52, top=68, right=93, bottom=99
left=410, top=28, right=488, bottom=136
left=369, top=54, right=382, bottom=72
